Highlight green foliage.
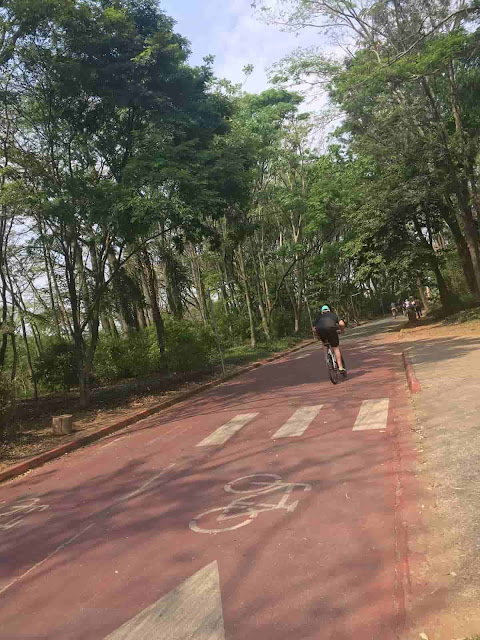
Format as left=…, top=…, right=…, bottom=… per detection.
left=163, top=317, right=216, bottom=373
left=3, top=0, right=480, bottom=416
left=211, top=304, right=251, bottom=346
left=94, top=330, right=161, bottom=382
left=94, top=319, right=217, bottom=382
left=270, top=309, right=296, bottom=338
left=35, top=342, right=79, bottom=392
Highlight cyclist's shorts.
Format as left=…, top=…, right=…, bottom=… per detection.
left=317, top=327, right=339, bottom=348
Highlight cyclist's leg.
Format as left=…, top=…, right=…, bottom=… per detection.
left=333, top=346, right=344, bottom=370
left=328, top=328, right=344, bottom=370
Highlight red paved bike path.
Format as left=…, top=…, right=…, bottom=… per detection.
left=0, top=332, right=416, bottom=639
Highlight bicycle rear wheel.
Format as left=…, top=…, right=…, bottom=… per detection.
left=326, top=349, right=339, bottom=385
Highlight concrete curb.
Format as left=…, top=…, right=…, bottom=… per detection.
left=0, top=340, right=316, bottom=485
left=402, top=351, right=421, bottom=394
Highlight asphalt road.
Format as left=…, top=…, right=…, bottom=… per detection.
left=0, top=318, right=416, bottom=639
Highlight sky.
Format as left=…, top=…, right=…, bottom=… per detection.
left=159, top=0, right=323, bottom=94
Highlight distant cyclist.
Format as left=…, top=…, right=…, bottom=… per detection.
left=313, top=305, right=346, bottom=374
left=390, top=301, right=397, bottom=318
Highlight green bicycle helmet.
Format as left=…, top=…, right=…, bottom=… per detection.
left=321, top=305, right=330, bottom=312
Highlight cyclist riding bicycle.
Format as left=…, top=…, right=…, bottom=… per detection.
left=313, top=305, right=346, bottom=374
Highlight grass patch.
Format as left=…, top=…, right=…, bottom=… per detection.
left=221, top=337, right=305, bottom=367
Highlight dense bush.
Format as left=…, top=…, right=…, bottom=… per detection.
left=163, top=316, right=216, bottom=372
left=32, top=318, right=218, bottom=392
left=94, top=329, right=161, bottom=382
left=270, top=310, right=296, bottom=338
left=94, top=318, right=216, bottom=382
left=35, top=342, right=78, bottom=391
left=212, top=304, right=251, bottom=346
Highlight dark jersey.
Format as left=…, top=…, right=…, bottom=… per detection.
left=314, top=311, right=340, bottom=330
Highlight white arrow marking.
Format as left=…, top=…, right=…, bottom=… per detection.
left=105, top=561, right=225, bottom=640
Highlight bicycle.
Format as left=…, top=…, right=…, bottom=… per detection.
left=324, top=340, right=346, bottom=385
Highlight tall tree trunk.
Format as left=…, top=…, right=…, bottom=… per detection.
left=190, top=245, right=209, bottom=325
left=142, top=249, right=165, bottom=353
left=293, top=261, right=304, bottom=334
left=76, top=337, right=89, bottom=408
left=421, top=78, right=480, bottom=291
left=45, top=242, right=72, bottom=336
left=101, top=313, right=115, bottom=336
left=413, top=216, right=455, bottom=310
left=459, top=211, right=480, bottom=293
left=63, top=236, right=89, bottom=406
left=83, top=302, right=100, bottom=407
left=250, top=239, right=270, bottom=340
left=440, top=200, right=479, bottom=299
left=217, top=263, right=234, bottom=338
left=5, top=258, right=38, bottom=399
left=9, top=331, right=17, bottom=382
left=0, top=214, right=11, bottom=368
left=39, top=221, right=62, bottom=339
left=108, top=251, right=139, bottom=334
left=77, top=243, right=102, bottom=408
left=416, top=277, right=429, bottom=313
left=237, top=246, right=256, bottom=348
left=139, top=266, right=153, bottom=325
left=136, top=306, right=147, bottom=330
left=0, top=268, right=8, bottom=368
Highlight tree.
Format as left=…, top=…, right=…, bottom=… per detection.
left=2, top=0, right=239, bottom=404
left=259, top=0, right=480, bottom=305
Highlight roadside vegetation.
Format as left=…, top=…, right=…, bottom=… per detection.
left=1, top=0, right=480, bottom=454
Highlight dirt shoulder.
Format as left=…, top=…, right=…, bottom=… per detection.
left=386, top=315, right=480, bottom=639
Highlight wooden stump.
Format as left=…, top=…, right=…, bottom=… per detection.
left=52, top=414, right=73, bottom=435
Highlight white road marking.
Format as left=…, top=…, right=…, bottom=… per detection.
left=294, top=354, right=310, bottom=360
left=100, top=437, right=125, bottom=449
left=0, top=523, right=95, bottom=597
left=352, top=399, right=390, bottom=431
left=0, top=464, right=175, bottom=596
left=273, top=405, right=323, bottom=439
left=0, top=498, right=50, bottom=531
left=105, top=561, right=225, bottom=640
left=112, top=464, right=176, bottom=507
left=190, top=474, right=312, bottom=534
left=196, top=413, right=258, bottom=447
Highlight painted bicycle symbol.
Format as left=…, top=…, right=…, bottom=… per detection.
left=189, top=474, right=312, bottom=535
left=0, top=497, right=49, bottom=531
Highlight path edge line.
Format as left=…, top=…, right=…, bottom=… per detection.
left=402, top=351, right=421, bottom=394
left=0, top=340, right=316, bottom=484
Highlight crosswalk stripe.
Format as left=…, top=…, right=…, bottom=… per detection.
left=352, top=399, right=389, bottom=431
left=196, top=413, right=259, bottom=447
left=273, top=405, right=323, bottom=439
